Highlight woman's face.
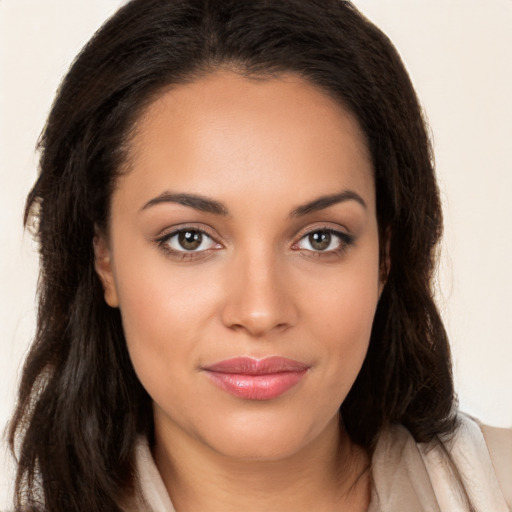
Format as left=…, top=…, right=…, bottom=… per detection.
left=95, top=71, right=384, bottom=460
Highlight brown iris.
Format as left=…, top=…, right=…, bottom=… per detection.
left=178, top=230, right=203, bottom=250
left=309, top=231, right=331, bottom=251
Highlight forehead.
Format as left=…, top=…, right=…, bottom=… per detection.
left=118, top=70, right=374, bottom=213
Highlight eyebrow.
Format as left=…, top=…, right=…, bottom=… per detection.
left=290, top=190, right=367, bottom=217
left=141, top=192, right=228, bottom=215
left=141, top=189, right=366, bottom=217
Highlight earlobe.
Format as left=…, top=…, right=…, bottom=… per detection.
left=93, top=231, right=120, bottom=308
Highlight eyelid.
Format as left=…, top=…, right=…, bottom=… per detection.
left=291, top=224, right=355, bottom=253
left=154, top=224, right=223, bottom=257
left=292, top=222, right=351, bottom=241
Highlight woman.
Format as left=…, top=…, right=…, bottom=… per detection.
left=8, top=0, right=511, bottom=511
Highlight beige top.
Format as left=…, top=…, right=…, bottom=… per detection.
left=130, top=414, right=512, bottom=512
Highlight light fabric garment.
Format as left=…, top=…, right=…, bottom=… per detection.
left=368, top=414, right=511, bottom=511
left=130, top=414, right=511, bottom=512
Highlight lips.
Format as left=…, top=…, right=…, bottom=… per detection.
left=202, top=356, right=309, bottom=400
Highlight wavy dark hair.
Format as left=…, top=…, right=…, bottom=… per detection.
left=9, top=0, right=458, bottom=510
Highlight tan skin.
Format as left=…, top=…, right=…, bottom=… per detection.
left=95, top=70, right=386, bottom=511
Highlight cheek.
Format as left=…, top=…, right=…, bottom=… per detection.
left=110, top=239, right=223, bottom=394
left=304, top=247, right=379, bottom=334
left=115, top=271, right=218, bottom=424
left=300, top=253, right=379, bottom=387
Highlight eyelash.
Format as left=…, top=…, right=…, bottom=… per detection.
left=155, top=226, right=354, bottom=261
left=292, top=228, right=355, bottom=257
left=155, top=226, right=221, bottom=261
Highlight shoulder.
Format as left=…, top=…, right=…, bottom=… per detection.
left=371, top=413, right=512, bottom=511
left=436, top=413, right=512, bottom=511
left=479, top=421, right=512, bottom=509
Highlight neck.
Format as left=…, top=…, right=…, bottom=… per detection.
left=153, top=414, right=370, bottom=512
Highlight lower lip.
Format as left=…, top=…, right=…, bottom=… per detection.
left=205, top=370, right=308, bottom=400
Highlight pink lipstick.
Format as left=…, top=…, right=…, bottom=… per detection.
left=203, top=356, right=309, bottom=400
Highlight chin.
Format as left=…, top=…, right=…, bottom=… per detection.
left=195, top=408, right=339, bottom=462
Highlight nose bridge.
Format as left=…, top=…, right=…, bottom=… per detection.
left=221, top=242, right=296, bottom=336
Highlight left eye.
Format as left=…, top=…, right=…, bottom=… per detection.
left=296, top=230, right=348, bottom=252
left=161, top=229, right=218, bottom=252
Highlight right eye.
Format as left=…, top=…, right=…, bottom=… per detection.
left=159, top=228, right=220, bottom=253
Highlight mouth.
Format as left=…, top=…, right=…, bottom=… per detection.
left=202, top=356, right=310, bottom=400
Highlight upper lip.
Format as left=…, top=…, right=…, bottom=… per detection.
left=203, top=356, right=310, bottom=375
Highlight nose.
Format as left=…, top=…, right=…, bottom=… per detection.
left=220, top=248, right=298, bottom=338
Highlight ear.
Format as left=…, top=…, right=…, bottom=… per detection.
left=93, top=229, right=120, bottom=308
left=378, top=227, right=391, bottom=298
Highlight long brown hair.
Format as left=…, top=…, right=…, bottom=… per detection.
left=9, top=1, right=456, bottom=510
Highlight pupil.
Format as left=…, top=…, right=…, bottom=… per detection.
left=178, top=230, right=202, bottom=250
left=309, top=231, right=331, bottom=251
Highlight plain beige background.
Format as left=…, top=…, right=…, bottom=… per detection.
left=1, top=0, right=511, bottom=506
